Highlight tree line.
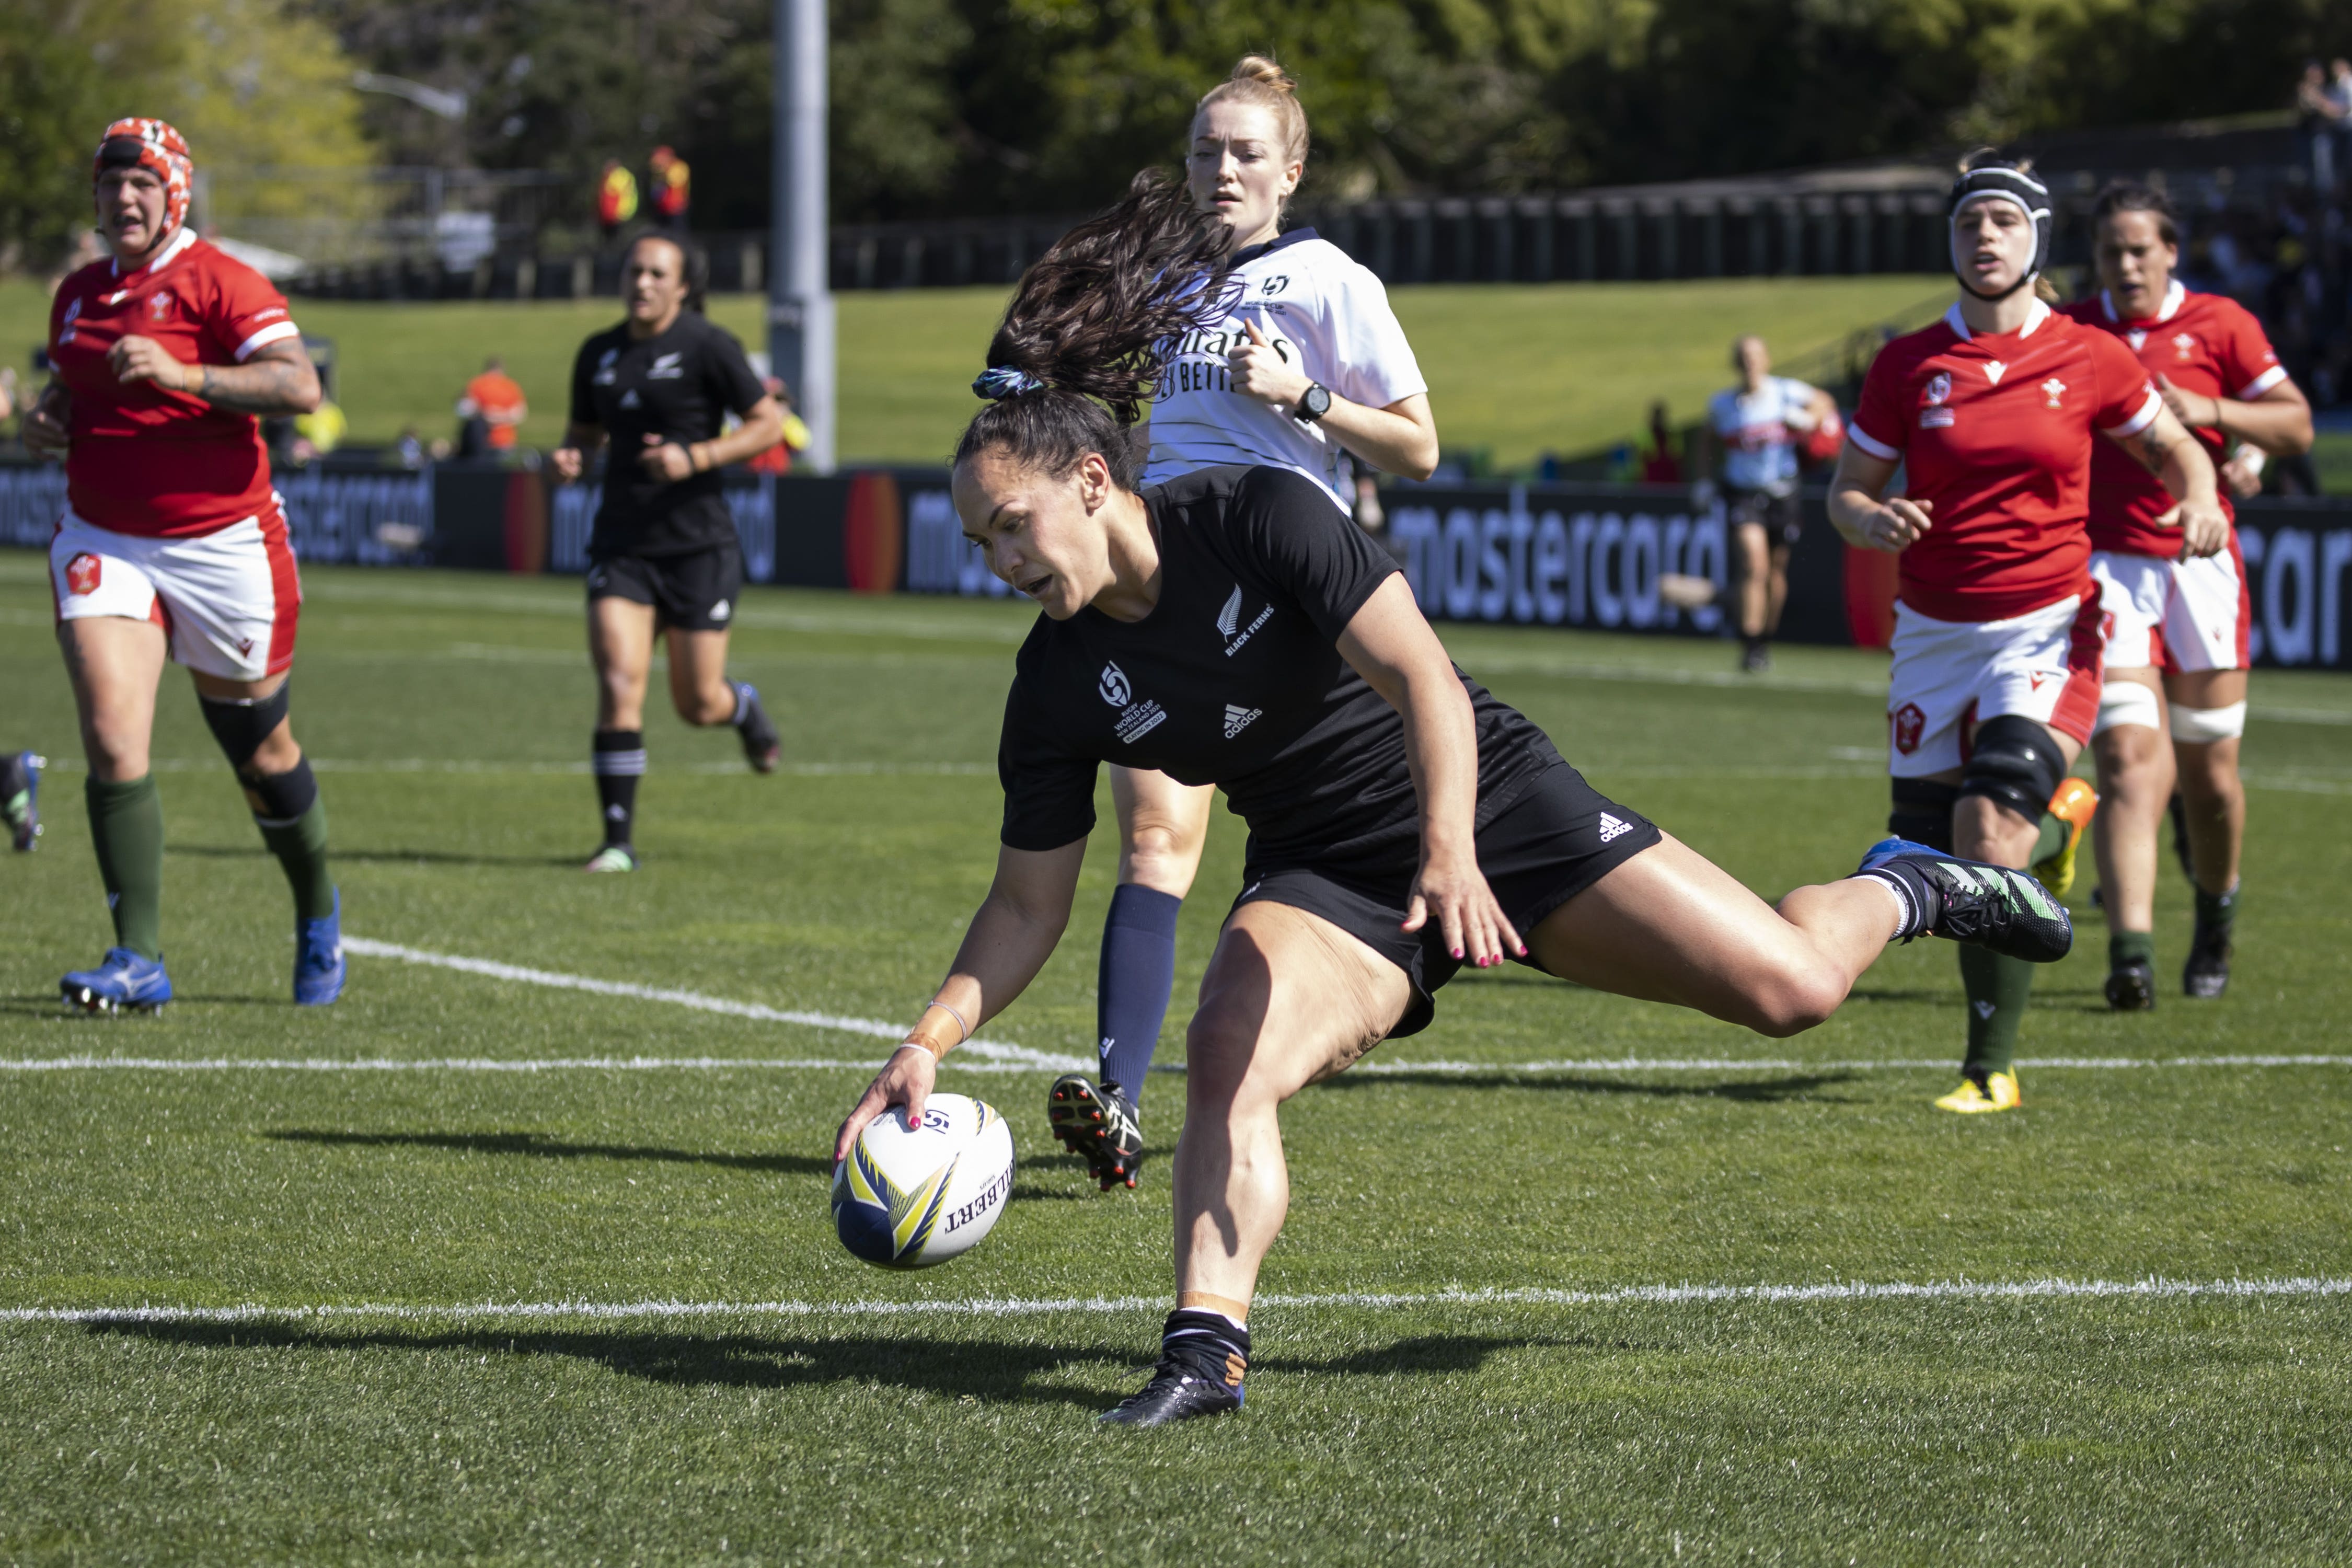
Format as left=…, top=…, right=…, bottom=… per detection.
left=6, top=0, right=2349, bottom=263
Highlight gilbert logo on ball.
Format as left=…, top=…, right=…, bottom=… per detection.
left=832, top=1093, right=1015, bottom=1269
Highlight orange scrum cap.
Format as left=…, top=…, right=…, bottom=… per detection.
left=94, top=118, right=194, bottom=234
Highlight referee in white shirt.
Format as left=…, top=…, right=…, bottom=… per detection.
left=1046, top=54, right=1442, bottom=1191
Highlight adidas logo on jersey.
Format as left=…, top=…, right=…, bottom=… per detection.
left=1223, top=704, right=1262, bottom=739
left=619, top=389, right=640, bottom=408
left=1597, top=812, right=1633, bottom=843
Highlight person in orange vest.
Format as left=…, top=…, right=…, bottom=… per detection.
left=597, top=160, right=638, bottom=241
left=455, top=356, right=528, bottom=453
left=649, top=145, right=690, bottom=232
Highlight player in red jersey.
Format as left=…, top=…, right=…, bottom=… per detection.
left=21, top=120, right=342, bottom=1012
left=2061, top=183, right=2313, bottom=1009
left=1829, top=153, right=2226, bottom=1114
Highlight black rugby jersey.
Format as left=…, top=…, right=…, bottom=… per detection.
left=568, top=311, right=766, bottom=558
left=997, top=466, right=1563, bottom=864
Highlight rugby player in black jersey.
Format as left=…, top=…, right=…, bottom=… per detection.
left=551, top=233, right=787, bottom=872
left=831, top=175, right=2074, bottom=1428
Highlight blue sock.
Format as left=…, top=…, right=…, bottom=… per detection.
left=1096, top=883, right=1183, bottom=1106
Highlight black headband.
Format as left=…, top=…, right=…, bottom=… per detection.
left=96, top=137, right=150, bottom=171
left=1949, top=165, right=2052, bottom=299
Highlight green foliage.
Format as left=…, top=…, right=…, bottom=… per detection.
left=0, top=0, right=183, bottom=266
left=0, top=0, right=373, bottom=268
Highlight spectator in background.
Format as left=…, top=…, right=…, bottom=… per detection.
left=455, top=356, right=527, bottom=457
left=649, top=146, right=690, bottom=233
left=597, top=159, right=639, bottom=243
left=2297, top=62, right=2342, bottom=193
left=0, top=366, right=17, bottom=443
left=2330, top=61, right=2352, bottom=188
left=743, top=376, right=811, bottom=474
left=1639, top=400, right=1682, bottom=483
left=395, top=425, right=426, bottom=469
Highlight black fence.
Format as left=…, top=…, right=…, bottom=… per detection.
left=6, top=460, right=2350, bottom=671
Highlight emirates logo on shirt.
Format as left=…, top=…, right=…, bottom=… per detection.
left=2040, top=377, right=2067, bottom=409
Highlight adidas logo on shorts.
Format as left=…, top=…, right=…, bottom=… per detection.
left=1223, top=704, right=1262, bottom=739
left=1597, top=812, right=1633, bottom=843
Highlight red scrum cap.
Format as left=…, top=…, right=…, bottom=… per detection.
left=94, top=118, right=194, bottom=234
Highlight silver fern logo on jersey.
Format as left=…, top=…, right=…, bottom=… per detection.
left=1099, top=663, right=1132, bottom=707
left=1216, top=584, right=1275, bottom=656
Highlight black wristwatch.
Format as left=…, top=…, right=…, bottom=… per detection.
left=1292, top=382, right=1332, bottom=424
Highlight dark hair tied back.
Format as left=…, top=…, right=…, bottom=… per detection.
left=2091, top=180, right=2179, bottom=247
left=955, top=169, right=1239, bottom=490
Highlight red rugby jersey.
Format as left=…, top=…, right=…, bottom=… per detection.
left=1850, top=301, right=2159, bottom=622
left=48, top=229, right=302, bottom=536
left=2059, top=281, right=2286, bottom=556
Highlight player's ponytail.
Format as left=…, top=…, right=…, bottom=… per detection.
left=954, top=169, right=1238, bottom=490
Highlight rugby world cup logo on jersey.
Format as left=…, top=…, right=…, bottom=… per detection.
left=1099, top=662, right=1132, bottom=707
left=1099, top=661, right=1169, bottom=744
left=1920, top=371, right=1955, bottom=430
left=1215, top=584, right=1274, bottom=656
left=593, top=348, right=620, bottom=386
left=57, top=298, right=82, bottom=346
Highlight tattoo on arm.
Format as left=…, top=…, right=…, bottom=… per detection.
left=2121, top=424, right=2176, bottom=477
left=189, top=346, right=317, bottom=416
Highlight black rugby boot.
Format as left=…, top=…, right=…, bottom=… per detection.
left=1855, top=838, right=2074, bottom=964
left=1047, top=1075, right=1144, bottom=1191
left=2105, top=961, right=2156, bottom=1012
left=1100, top=1340, right=1246, bottom=1428
left=733, top=682, right=781, bottom=774
left=2183, top=919, right=2232, bottom=1000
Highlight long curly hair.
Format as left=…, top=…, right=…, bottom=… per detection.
left=955, top=169, right=1238, bottom=488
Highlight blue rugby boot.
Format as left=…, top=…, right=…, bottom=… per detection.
left=2, top=750, right=41, bottom=851
left=294, top=887, right=346, bottom=1006
left=1853, top=837, right=2073, bottom=964
left=61, top=948, right=173, bottom=1014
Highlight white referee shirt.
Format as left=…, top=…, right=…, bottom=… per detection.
left=1708, top=375, right=1820, bottom=495
left=1144, top=228, right=1427, bottom=513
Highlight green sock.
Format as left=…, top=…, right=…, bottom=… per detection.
left=257, top=797, right=335, bottom=921
left=1958, top=946, right=2035, bottom=1076
left=2028, top=811, right=2068, bottom=864
left=2110, top=930, right=2155, bottom=971
left=2193, top=882, right=2239, bottom=932
left=86, top=774, right=165, bottom=961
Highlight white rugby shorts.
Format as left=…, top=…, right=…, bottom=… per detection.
left=1886, top=593, right=2103, bottom=777
left=2090, top=543, right=2250, bottom=674
left=50, top=501, right=302, bottom=682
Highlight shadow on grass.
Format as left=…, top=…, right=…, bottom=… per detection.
left=1322, top=1070, right=1859, bottom=1103
left=84, top=1321, right=1560, bottom=1407
left=170, top=844, right=577, bottom=869
left=265, top=1129, right=833, bottom=1178
left=0, top=994, right=276, bottom=1017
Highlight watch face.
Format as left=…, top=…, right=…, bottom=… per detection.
left=1301, top=384, right=1331, bottom=419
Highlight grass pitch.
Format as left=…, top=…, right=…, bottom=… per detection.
left=4, top=554, right=2352, bottom=1562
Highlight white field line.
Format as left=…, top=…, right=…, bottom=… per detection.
left=5, top=1274, right=2346, bottom=1328
left=6, top=1052, right=2349, bottom=1076
left=336, top=937, right=1086, bottom=1073
left=38, top=756, right=990, bottom=778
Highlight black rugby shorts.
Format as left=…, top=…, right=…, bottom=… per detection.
left=1724, top=486, right=1803, bottom=549
left=1229, top=764, right=1662, bottom=1039
left=586, top=538, right=745, bottom=633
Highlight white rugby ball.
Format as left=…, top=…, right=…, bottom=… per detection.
left=831, top=1093, right=1015, bottom=1269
